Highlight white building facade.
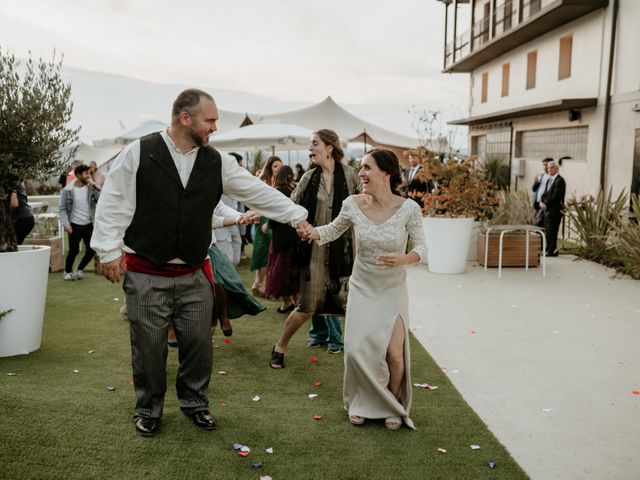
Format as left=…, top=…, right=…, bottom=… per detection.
left=438, top=0, right=640, bottom=199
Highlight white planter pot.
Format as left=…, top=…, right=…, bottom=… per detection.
left=0, top=245, right=51, bottom=357
left=422, top=217, right=474, bottom=274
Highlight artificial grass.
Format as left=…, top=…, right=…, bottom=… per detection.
left=0, top=256, right=528, bottom=479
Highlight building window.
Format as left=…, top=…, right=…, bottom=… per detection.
left=481, top=72, right=489, bottom=103
left=526, top=50, right=537, bottom=90
left=558, top=34, right=573, bottom=80
left=516, top=126, right=588, bottom=161
left=501, top=63, right=510, bottom=97
left=471, top=127, right=512, bottom=164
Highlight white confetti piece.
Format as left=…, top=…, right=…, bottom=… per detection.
left=452, top=369, right=460, bottom=374
left=240, top=446, right=251, bottom=453
left=7, top=372, right=17, bottom=376
left=260, top=476, right=273, bottom=480
left=542, top=408, right=552, bottom=413
left=308, top=393, right=318, bottom=399
left=470, top=445, right=481, bottom=450
left=252, top=395, right=261, bottom=402
left=113, top=298, right=119, bottom=301
left=437, top=448, right=447, bottom=454
left=217, top=371, right=226, bottom=375
left=73, top=369, right=80, bottom=373
left=265, top=447, right=274, bottom=454
left=88, top=350, right=95, bottom=354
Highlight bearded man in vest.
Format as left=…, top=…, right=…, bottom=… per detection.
left=91, top=89, right=309, bottom=437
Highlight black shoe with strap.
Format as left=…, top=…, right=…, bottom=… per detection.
left=270, top=346, right=285, bottom=369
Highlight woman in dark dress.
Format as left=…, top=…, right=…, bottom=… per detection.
left=264, top=166, right=299, bottom=313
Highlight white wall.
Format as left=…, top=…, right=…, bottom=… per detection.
left=470, top=11, right=605, bottom=117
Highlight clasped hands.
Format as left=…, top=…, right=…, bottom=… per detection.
left=237, top=210, right=260, bottom=224
left=295, top=220, right=319, bottom=243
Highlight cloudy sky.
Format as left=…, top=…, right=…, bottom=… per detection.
left=0, top=0, right=470, bottom=141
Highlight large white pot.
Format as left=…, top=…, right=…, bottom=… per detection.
left=0, top=245, right=51, bottom=357
left=423, top=217, right=474, bottom=274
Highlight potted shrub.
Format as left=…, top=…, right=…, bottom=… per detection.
left=478, top=190, right=543, bottom=267
left=411, top=148, right=498, bottom=274
left=0, top=48, right=79, bottom=357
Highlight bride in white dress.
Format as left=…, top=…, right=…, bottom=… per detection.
left=305, top=149, right=427, bottom=430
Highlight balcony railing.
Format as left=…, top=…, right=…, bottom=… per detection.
left=443, top=0, right=605, bottom=72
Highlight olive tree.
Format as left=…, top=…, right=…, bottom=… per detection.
left=0, top=48, right=79, bottom=252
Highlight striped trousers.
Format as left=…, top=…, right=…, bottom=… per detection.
left=123, top=269, right=214, bottom=419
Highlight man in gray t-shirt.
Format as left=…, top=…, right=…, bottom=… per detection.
left=59, top=164, right=101, bottom=280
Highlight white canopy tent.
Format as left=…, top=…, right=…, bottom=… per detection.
left=94, top=109, right=247, bottom=147
left=250, top=96, right=419, bottom=149
left=210, top=123, right=314, bottom=152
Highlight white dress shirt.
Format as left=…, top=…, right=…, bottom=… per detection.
left=536, top=173, right=550, bottom=202
left=91, top=130, right=307, bottom=263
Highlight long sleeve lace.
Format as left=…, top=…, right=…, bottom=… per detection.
left=406, top=201, right=428, bottom=262
left=316, top=198, right=354, bottom=245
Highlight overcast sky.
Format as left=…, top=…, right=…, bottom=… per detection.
left=0, top=0, right=470, bottom=140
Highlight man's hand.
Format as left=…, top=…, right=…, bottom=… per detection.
left=102, top=256, right=125, bottom=283
left=239, top=210, right=260, bottom=224
left=540, top=202, right=547, bottom=211
left=65, top=225, right=73, bottom=234
left=296, top=220, right=311, bottom=238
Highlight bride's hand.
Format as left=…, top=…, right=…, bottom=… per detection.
left=376, top=253, right=404, bottom=267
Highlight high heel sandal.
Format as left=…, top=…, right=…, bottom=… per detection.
left=349, top=415, right=364, bottom=425
left=270, top=346, right=285, bottom=369
left=385, top=416, right=402, bottom=430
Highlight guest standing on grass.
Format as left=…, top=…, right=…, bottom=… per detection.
left=60, top=164, right=101, bottom=281
left=264, top=165, right=299, bottom=313
left=303, top=149, right=427, bottom=430
left=250, top=155, right=283, bottom=296
left=91, top=88, right=308, bottom=437
left=270, top=129, right=361, bottom=368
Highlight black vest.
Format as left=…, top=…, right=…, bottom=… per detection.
left=123, top=132, right=222, bottom=267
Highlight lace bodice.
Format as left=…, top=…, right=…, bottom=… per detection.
left=316, top=196, right=427, bottom=264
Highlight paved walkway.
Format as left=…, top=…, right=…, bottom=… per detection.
left=407, top=255, right=640, bottom=480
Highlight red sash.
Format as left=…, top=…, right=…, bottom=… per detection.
left=124, top=252, right=215, bottom=293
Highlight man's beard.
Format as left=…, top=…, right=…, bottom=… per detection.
left=188, top=127, right=207, bottom=147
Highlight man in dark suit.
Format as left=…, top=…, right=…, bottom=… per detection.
left=540, top=160, right=566, bottom=257
left=402, top=153, right=432, bottom=207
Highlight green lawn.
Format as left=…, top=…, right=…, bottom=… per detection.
left=0, top=256, right=528, bottom=479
